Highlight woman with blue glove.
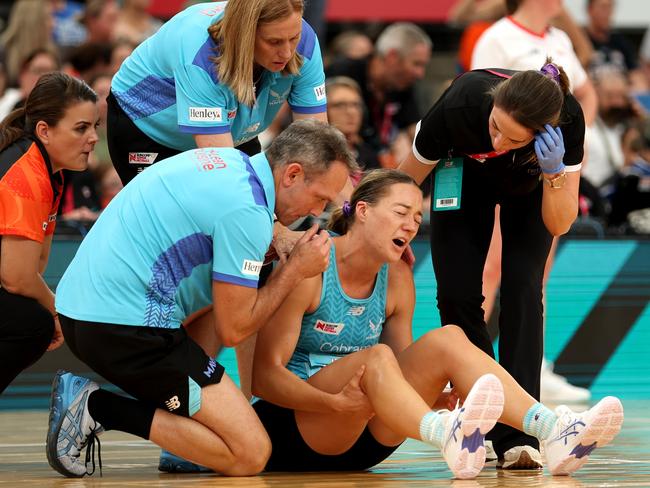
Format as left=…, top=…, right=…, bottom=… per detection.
left=398, top=59, right=585, bottom=465
left=107, top=0, right=327, bottom=185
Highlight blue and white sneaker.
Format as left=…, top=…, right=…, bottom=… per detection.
left=46, top=370, right=104, bottom=477
left=543, top=396, right=624, bottom=475
left=158, top=449, right=212, bottom=473
left=441, top=374, right=504, bottom=479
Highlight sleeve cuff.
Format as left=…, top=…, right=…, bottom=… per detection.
left=212, top=271, right=258, bottom=288
left=412, top=121, right=438, bottom=165
left=290, top=104, right=327, bottom=114
left=178, top=124, right=231, bottom=135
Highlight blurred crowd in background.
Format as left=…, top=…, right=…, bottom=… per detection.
left=0, top=0, right=647, bottom=236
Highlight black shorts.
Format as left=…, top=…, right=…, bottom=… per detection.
left=107, top=91, right=262, bottom=185
left=253, top=400, right=402, bottom=471
left=60, top=315, right=224, bottom=418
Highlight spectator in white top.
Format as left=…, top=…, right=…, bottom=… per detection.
left=584, top=69, right=642, bottom=189
left=471, top=0, right=596, bottom=124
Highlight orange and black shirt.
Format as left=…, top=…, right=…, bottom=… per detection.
left=0, top=137, right=63, bottom=243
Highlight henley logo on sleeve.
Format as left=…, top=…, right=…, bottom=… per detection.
left=241, top=259, right=263, bottom=277
left=314, top=83, right=326, bottom=101
left=189, top=107, right=222, bottom=122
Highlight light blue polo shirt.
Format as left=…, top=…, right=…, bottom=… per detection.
left=111, top=1, right=327, bottom=150
left=56, top=148, right=275, bottom=328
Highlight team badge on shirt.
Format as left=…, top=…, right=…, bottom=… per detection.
left=270, top=88, right=290, bottom=105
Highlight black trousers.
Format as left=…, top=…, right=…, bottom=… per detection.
left=0, top=288, right=54, bottom=393
left=430, top=160, right=553, bottom=456
left=106, top=92, right=262, bottom=186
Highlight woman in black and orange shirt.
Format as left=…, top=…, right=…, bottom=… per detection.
left=0, top=72, right=99, bottom=393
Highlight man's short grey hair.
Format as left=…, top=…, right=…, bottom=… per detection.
left=266, top=119, right=360, bottom=178
left=375, top=23, right=432, bottom=58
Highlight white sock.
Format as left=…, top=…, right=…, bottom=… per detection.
left=523, top=402, right=557, bottom=441
left=419, top=411, right=446, bottom=448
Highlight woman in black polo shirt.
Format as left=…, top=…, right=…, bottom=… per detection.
left=398, top=60, right=585, bottom=463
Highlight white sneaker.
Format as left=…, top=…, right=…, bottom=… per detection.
left=497, top=445, right=543, bottom=469
left=47, top=371, right=104, bottom=477
left=543, top=396, right=624, bottom=475
left=541, top=360, right=590, bottom=404
left=484, top=440, right=497, bottom=464
left=440, top=374, right=504, bottom=479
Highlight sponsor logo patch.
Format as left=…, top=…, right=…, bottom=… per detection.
left=128, top=152, right=158, bottom=165
left=241, top=259, right=263, bottom=276
left=200, top=3, right=226, bottom=16
left=227, top=109, right=237, bottom=119
left=314, top=320, right=345, bottom=335
left=189, top=107, right=222, bottom=122
left=204, top=358, right=218, bottom=378
left=195, top=149, right=227, bottom=172
left=314, top=83, right=326, bottom=101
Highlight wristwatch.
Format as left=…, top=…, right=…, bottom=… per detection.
left=542, top=170, right=567, bottom=189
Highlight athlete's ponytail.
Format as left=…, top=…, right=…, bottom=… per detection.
left=0, top=107, right=27, bottom=152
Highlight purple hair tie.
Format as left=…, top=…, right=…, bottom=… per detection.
left=540, top=63, right=560, bottom=84
left=342, top=200, right=352, bottom=217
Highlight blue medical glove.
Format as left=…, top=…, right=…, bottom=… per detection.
left=534, top=124, right=566, bottom=174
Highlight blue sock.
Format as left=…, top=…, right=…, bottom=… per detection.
left=419, top=411, right=446, bottom=448
left=523, top=403, right=557, bottom=441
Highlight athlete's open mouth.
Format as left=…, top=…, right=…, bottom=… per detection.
left=392, top=238, right=407, bottom=248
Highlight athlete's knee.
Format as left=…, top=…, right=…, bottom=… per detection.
left=221, top=427, right=271, bottom=476
left=365, top=343, right=398, bottom=370
left=422, top=325, right=469, bottom=355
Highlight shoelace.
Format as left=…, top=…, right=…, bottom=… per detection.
left=84, top=427, right=103, bottom=477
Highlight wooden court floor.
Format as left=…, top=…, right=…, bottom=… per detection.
left=1, top=401, right=649, bottom=487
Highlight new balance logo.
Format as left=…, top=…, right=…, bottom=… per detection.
left=165, top=396, right=181, bottom=411
left=204, top=358, right=218, bottom=378
left=347, top=306, right=365, bottom=316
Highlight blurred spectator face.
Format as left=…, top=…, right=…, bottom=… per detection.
left=343, top=34, right=373, bottom=60
left=87, top=1, right=120, bottom=43
left=384, top=43, right=430, bottom=91
left=19, top=52, right=59, bottom=96
left=91, top=75, right=112, bottom=125
left=100, top=167, right=123, bottom=208
left=125, top=0, right=152, bottom=9
left=110, top=42, right=135, bottom=74
left=597, top=73, right=634, bottom=126
left=327, top=85, right=364, bottom=139
left=588, top=0, right=614, bottom=31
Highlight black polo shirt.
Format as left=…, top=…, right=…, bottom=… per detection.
left=326, top=57, right=421, bottom=152
left=413, top=69, right=585, bottom=193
